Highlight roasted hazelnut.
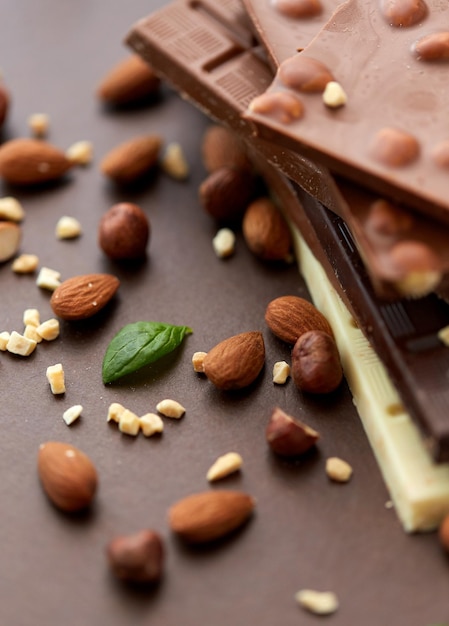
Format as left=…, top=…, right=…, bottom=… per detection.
left=98, top=202, right=149, bottom=260
left=266, top=406, right=319, bottom=457
left=106, top=529, right=164, bottom=584
left=291, top=330, right=343, bottom=394
left=199, top=167, right=256, bottom=222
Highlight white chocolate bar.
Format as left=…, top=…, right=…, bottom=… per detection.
left=292, top=224, right=449, bottom=532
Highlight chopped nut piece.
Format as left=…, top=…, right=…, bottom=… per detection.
left=36, top=267, right=61, bottom=291
left=0, top=331, right=11, bottom=351
left=12, top=253, right=39, bottom=273
left=0, top=221, right=21, bottom=262
left=28, top=112, right=50, bottom=137
left=394, top=270, right=442, bottom=298
left=192, top=351, right=207, bottom=373
left=36, top=318, right=60, bottom=341
left=0, top=196, right=24, bottom=222
left=7, top=331, right=37, bottom=356
left=156, top=399, right=185, bottom=419
left=161, top=142, right=189, bottom=180
left=55, top=216, right=82, bottom=239
left=438, top=325, right=449, bottom=346
left=118, top=409, right=140, bottom=436
left=272, top=360, right=290, bottom=384
left=24, top=324, right=42, bottom=343
left=107, top=402, right=127, bottom=423
left=322, top=81, right=347, bottom=108
left=326, top=456, right=353, bottom=483
left=46, top=363, right=66, bottom=394
left=139, top=413, right=164, bottom=436
left=295, top=589, right=339, bottom=615
left=65, top=140, right=93, bottom=166
left=207, top=452, right=243, bottom=482
left=63, top=404, right=83, bottom=426
left=23, top=308, right=40, bottom=327
left=212, top=228, right=236, bottom=258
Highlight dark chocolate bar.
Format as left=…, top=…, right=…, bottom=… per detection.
left=128, top=0, right=449, bottom=461
left=245, top=0, right=449, bottom=225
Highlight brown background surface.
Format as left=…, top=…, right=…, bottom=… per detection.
left=0, top=2, right=448, bottom=625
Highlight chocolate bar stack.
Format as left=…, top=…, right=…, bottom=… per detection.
left=127, top=0, right=449, bottom=531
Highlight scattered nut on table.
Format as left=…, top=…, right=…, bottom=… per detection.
left=295, top=589, right=339, bottom=615
left=326, top=457, right=353, bottom=483
left=106, top=529, right=164, bottom=584
left=207, top=452, right=243, bottom=482
left=156, top=399, right=185, bottom=419
left=192, top=351, right=207, bottom=373
left=46, top=363, right=65, bottom=394
left=63, top=404, right=83, bottom=426
left=12, top=253, right=39, bottom=273
left=272, top=360, right=290, bottom=384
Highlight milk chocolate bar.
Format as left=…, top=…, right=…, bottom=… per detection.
left=243, top=0, right=449, bottom=300
left=127, top=0, right=449, bottom=462
left=245, top=0, right=449, bottom=225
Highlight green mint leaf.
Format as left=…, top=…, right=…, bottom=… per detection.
left=102, top=321, right=193, bottom=383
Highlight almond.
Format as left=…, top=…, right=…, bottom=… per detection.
left=50, top=273, right=120, bottom=320
left=199, top=167, right=256, bottom=222
left=38, top=441, right=98, bottom=512
left=97, top=54, right=161, bottom=105
left=265, top=295, right=333, bottom=345
left=168, top=490, right=255, bottom=543
left=0, top=82, right=10, bottom=128
left=100, top=135, right=161, bottom=184
left=242, top=197, right=292, bottom=261
left=203, top=331, right=265, bottom=390
left=0, top=138, right=73, bottom=185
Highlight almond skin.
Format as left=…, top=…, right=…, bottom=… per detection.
left=100, top=135, right=161, bottom=184
left=265, top=295, right=333, bottom=345
left=38, top=441, right=98, bottom=512
left=266, top=406, right=319, bottom=457
left=203, top=331, right=265, bottom=390
left=97, top=54, right=161, bottom=105
left=50, top=273, right=120, bottom=320
left=0, top=138, right=73, bottom=185
left=242, top=197, right=292, bottom=261
left=168, top=490, right=255, bottom=543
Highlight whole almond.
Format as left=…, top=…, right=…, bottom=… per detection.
left=0, top=82, right=10, bottom=128
left=50, top=273, right=120, bottom=320
left=97, top=54, right=161, bottom=105
left=199, top=167, right=256, bottom=222
left=168, top=490, right=255, bottom=543
left=265, top=295, right=333, bottom=345
left=100, top=135, right=161, bottom=184
left=242, top=197, right=292, bottom=261
left=38, top=441, right=98, bottom=512
left=203, top=331, right=265, bottom=390
left=0, top=138, right=73, bottom=185
left=201, top=125, right=252, bottom=173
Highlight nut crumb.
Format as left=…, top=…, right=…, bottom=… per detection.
left=36, top=267, right=61, bottom=291
left=272, top=360, right=290, bottom=384
left=212, top=228, right=236, bottom=258
left=24, top=324, right=42, bottom=343
left=63, top=404, right=83, bottom=426
left=326, top=456, right=353, bottom=482
left=7, top=331, right=37, bottom=356
left=107, top=402, right=126, bottom=423
left=295, top=589, right=339, bottom=615
left=192, top=351, right=207, bottom=373
left=36, top=318, right=60, bottom=341
left=23, top=308, right=40, bottom=327
left=12, top=254, right=39, bottom=274
left=46, top=363, right=65, bottom=394
left=118, top=408, right=140, bottom=436
left=207, top=452, right=243, bottom=482
left=161, top=142, right=189, bottom=180
left=0, top=197, right=24, bottom=222
left=156, top=399, right=185, bottom=419
left=55, top=216, right=82, bottom=239
left=66, top=140, right=93, bottom=166
left=28, top=112, right=50, bottom=137
left=0, top=331, right=11, bottom=351
left=438, top=325, right=449, bottom=346
left=139, top=413, right=164, bottom=436
left=322, top=81, right=347, bottom=108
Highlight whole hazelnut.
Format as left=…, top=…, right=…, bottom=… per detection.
left=199, top=167, right=256, bottom=222
left=106, top=529, right=164, bottom=584
left=291, top=330, right=343, bottom=394
left=266, top=407, right=319, bottom=457
left=98, top=202, right=149, bottom=260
